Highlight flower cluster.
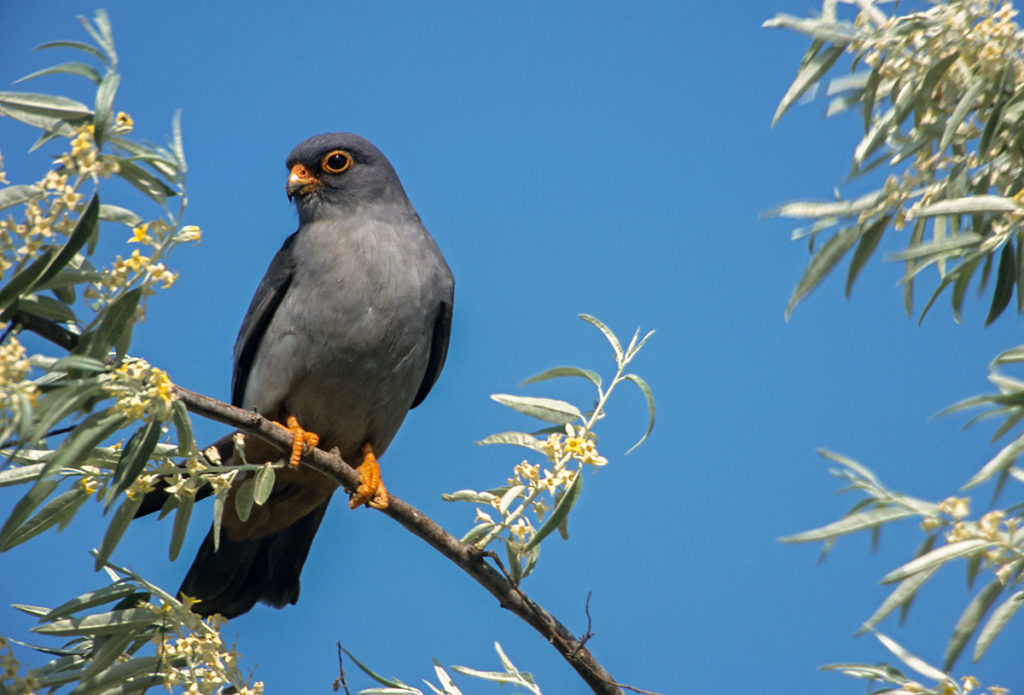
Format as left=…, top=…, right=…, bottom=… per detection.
left=56, top=123, right=120, bottom=179
left=102, top=357, right=176, bottom=422
left=149, top=601, right=264, bottom=695
left=945, top=509, right=1022, bottom=584
left=86, top=244, right=179, bottom=315
left=465, top=424, right=608, bottom=561
left=847, top=1, right=1024, bottom=234
left=0, top=157, right=88, bottom=279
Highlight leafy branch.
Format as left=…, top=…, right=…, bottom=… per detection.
left=765, top=0, right=1024, bottom=323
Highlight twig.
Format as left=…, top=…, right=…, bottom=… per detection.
left=333, top=642, right=350, bottom=695
left=16, top=311, right=629, bottom=695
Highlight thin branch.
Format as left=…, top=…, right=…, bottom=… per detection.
left=14, top=312, right=631, bottom=695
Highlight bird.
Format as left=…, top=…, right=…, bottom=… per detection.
left=177, top=132, right=454, bottom=618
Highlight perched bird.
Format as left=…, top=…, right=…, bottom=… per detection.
left=179, top=133, right=454, bottom=618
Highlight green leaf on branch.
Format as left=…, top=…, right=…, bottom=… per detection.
left=490, top=394, right=582, bottom=425
left=524, top=471, right=581, bottom=552
left=786, top=226, right=860, bottom=319
left=519, top=365, right=602, bottom=389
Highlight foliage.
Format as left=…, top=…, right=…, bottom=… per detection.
left=766, top=1, right=1024, bottom=693
left=443, top=314, right=654, bottom=582
left=765, top=0, right=1024, bottom=323
left=336, top=642, right=542, bottom=695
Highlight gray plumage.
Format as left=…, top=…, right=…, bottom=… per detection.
left=180, top=133, right=454, bottom=617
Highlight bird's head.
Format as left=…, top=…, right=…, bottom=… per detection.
left=284, top=132, right=409, bottom=223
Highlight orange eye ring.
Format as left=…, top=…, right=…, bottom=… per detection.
left=321, top=150, right=353, bottom=174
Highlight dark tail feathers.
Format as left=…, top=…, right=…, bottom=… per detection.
left=179, top=499, right=329, bottom=618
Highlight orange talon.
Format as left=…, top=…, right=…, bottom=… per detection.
left=284, top=415, right=319, bottom=468
left=349, top=442, right=389, bottom=509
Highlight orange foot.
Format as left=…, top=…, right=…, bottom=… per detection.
left=349, top=442, right=389, bottom=510
left=284, top=415, right=319, bottom=468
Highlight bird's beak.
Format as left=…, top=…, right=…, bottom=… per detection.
left=286, top=163, right=320, bottom=200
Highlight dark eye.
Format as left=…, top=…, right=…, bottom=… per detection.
left=321, top=150, right=353, bottom=174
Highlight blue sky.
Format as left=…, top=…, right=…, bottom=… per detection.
left=2, top=2, right=1023, bottom=694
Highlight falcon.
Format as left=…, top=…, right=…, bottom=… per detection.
left=179, top=133, right=454, bottom=617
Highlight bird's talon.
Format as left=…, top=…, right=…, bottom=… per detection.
left=349, top=442, right=389, bottom=509
left=285, top=415, right=319, bottom=468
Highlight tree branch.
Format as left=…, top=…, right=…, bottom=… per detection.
left=11, top=311, right=634, bottom=695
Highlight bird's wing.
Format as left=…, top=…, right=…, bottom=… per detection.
left=410, top=296, right=454, bottom=409
left=232, top=231, right=300, bottom=407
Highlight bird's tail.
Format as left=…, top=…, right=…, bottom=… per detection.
left=179, top=499, right=330, bottom=618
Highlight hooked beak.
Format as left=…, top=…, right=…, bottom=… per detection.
left=286, top=163, right=320, bottom=200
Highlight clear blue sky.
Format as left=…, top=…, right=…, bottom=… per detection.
left=2, top=2, right=1022, bottom=694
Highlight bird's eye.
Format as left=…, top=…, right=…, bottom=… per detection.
left=321, top=150, right=353, bottom=174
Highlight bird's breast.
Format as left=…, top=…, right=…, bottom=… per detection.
left=243, top=215, right=446, bottom=463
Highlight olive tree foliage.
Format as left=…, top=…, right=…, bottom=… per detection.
left=766, top=1, right=1024, bottom=693
left=0, top=12, right=654, bottom=695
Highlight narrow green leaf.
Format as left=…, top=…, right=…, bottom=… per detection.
left=845, top=214, right=890, bottom=297
left=881, top=539, right=991, bottom=584
left=15, top=62, right=102, bottom=85
left=986, top=241, right=1015, bottom=325
left=41, top=583, right=139, bottom=622
left=962, top=432, right=1024, bottom=489
left=98, top=204, right=143, bottom=227
left=94, top=494, right=144, bottom=570
left=980, top=66, right=1013, bottom=157
left=771, top=45, right=843, bottom=127
left=253, top=463, right=275, bottom=505
left=622, top=373, right=655, bottom=453
left=914, top=51, right=960, bottom=128
left=974, top=589, right=1024, bottom=661
left=168, top=493, right=192, bottom=562
left=475, top=431, right=544, bottom=451
left=943, top=578, right=1004, bottom=671
left=0, top=184, right=44, bottom=211
left=460, top=522, right=494, bottom=545
left=75, top=287, right=141, bottom=359
left=0, top=247, right=58, bottom=312
left=212, top=479, right=230, bottom=552
left=114, top=160, right=175, bottom=203
left=0, top=463, right=46, bottom=487
left=524, top=471, right=581, bottom=551
left=75, top=625, right=145, bottom=686
left=0, top=488, right=88, bottom=550
left=0, top=91, right=93, bottom=118
left=779, top=507, right=914, bottom=543
left=92, top=72, right=120, bottom=147
left=0, top=478, right=59, bottom=552
left=888, top=233, right=982, bottom=261
left=339, top=646, right=410, bottom=689
left=578, top=313, right=623, bottom=360
left=874, top=632, right=948, bottom=683
left=519, top=366, right=602, bottom=389
left=490, top=394, right=582, bottom=425
left=764, top=190, right=884, bottom=219
left=50, top=191, right=100, bottom=274
left=170, top=400, right=197, bottom=457
left=952, top=254, right=983, bottom=323
left=786, top=226, right=860, bottom=319
left=941, top=76, right=985, bottom=151
left=107, top=420, right=161, bottom=509
left=859, top=565, right=940, bottom=634
left=33, top=607, right=154, bottom=636
left=33, top=40, right=108, bottom=64
left=15, top=294, right=77, bottom=323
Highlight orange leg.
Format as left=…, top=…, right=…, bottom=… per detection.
left=349, top=442, right=389, bottom=510
left=284, top=415, right=319, bottom=468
